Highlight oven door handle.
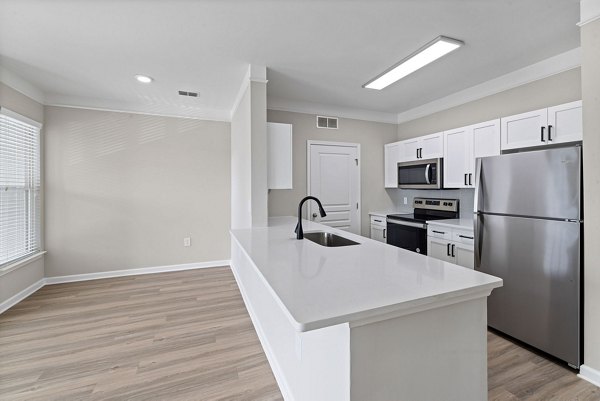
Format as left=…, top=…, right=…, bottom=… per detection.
left=387, top=219, right=427, bottom=229
left=424, top=164, right=431, bottom=184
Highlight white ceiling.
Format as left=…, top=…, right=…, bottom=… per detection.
left=0, top=0, right=581, bottom=122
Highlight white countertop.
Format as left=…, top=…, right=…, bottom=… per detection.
left=231, top=217, right=501, bottom=332
left=427, top=218, right=474, bottom=231
left=369, top=211, right=395, bottom=217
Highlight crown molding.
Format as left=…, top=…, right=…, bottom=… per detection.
left=267, top=97, right=398, bottom=124
left=45, top=95, right=231, bottom=122
left=396, top=47, right=581, bottom=124
left=578, top=0, right=600, bottom=26
left=0, top=66, right=45, bottom=104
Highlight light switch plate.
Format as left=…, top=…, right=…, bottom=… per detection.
left=403, top=197, right=408, bottom=205
left=184, top=237, right=191, bottom=247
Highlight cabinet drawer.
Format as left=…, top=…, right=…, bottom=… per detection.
left=452, top=230, right=474, bottom=245
left=370, top=215, right=387, bottom=227
left=427, top=226, right=452, bottom=240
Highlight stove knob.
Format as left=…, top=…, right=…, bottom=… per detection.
left=416, top=248, right=421, bottom=253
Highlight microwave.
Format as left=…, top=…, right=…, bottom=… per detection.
left=397, top=158, right=443, bottom=189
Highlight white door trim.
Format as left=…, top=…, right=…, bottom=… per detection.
left=306, top=140, right=361, bottom=234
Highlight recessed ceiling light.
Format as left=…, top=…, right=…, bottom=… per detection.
left=364, top=36, right=464, bottom=90
left=135, top=74, right=154, bottom=84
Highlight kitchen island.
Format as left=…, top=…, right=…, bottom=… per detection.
left=230, top=217, right=502, bottom=401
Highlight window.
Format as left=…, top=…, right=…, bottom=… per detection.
left=0, top=108, right=42, bottom=267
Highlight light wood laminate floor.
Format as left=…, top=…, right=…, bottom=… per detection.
left=1, top=267, right=598, bottom=400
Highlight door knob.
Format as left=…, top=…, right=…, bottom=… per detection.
left=312, top=213, right=318, bottom=218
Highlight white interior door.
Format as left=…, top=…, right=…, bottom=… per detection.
left=308, top=141, right=360, bottom=234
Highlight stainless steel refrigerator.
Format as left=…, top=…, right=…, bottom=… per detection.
left=474, top=146, right=582, bottom=368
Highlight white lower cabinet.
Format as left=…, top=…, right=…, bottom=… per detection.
left=427, top=223, right=474, bottom=269
left=370, top=215, right=387, bottom=243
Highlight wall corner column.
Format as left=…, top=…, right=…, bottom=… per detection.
left=579, top=0, right=600, bottom=383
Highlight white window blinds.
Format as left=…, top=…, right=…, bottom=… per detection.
left=0, top=108, right=42, bottom=266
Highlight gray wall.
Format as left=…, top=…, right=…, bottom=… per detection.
left=397, top=68, right=582, bottom=139
left=44, top=106, right=231, bottom=277
left=0, top=82, right=45, bottom=305
left=0, top=82, right=44, bottom=123
left=267, top=110, right=397, bottom=237
left=582, top=18, right=600, bottom=375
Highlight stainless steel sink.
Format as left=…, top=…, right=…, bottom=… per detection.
left=303, top=231, right=359, bottom=247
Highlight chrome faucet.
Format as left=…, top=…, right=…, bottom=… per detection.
left=295, top=196, right=327, bottom=239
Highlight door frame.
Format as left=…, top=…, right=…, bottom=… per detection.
left=306, top=140, right=361, bottom=234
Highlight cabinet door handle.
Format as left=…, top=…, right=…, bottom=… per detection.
left=459, top=235, right=474, bottom=240
left=451, top=244, right=456, bottom=257
left=469, top=173, right=472, bottom=186
left=383, top=229, right=386, bottom=239
left=447, top=243, right=451, bottom=256
left=433, top=230, right=446, bottom=234
left=548, top=125, right=553, bottom=141
left=541, top=126, right=546, bottom=142
left=416, top=148, right=419, bottom=159
left=464, top=173, right=468, bottom=186
left=374, top=219, right=382, bottom=222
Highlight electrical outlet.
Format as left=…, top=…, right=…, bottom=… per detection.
left=183, top=237, right=191, bottom=247
left=403, top=197, right=408, bottom=205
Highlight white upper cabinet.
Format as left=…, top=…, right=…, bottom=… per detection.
left=267, top=122, right=293, bottom=189
left=501, top=108, right=548, bottom=150
left=444, top=126, right=472, bottom=188
left=384, top=142, right=401, bottom=188
left=420, top=132, right=444, bottom=159
left=399, top=133, right=443, bottom=162
left=547, top=100, right=583, bottom=145
left=399, top=138, right=420, bottom=162
left=472, top=119, right=501, bottom=161
left=443, top=119, right=500, bottom=189
left=501, top=101, right=582, bottom=150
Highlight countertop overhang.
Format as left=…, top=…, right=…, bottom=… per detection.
left=231, top=217, right=502, bottom=332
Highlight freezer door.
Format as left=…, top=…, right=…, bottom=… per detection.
left=476, top=213, right=581, bottom=366
left=478, top=147, right=580, bottom=219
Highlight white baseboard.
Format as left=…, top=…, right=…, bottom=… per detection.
left=0, top=260, right=230, bottom=314
left=45, top=260, right=231, bottom=285
left=230, top=260, right=294, bottom=401
left=579, top=364, right=600, bottom=388
left=0, top=278, right=45, bottom=314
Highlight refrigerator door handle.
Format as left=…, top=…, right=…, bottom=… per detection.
left=473, top=158, right=482, bottom=213
left=474, top=214, right=482, bottom=269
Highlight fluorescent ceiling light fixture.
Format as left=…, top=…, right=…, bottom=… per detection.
left=364, top=36, right=464, bottom=90
left=135, top=74, right=154, bottom=83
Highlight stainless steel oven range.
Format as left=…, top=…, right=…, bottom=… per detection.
left=386, top=198, right=459, bottom=255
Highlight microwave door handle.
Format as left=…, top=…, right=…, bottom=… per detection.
left=424, top=164, right=431, bottom=184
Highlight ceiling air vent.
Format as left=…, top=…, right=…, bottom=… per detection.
left=178, top=90, right=199, bottom=97
left=316, top=115, right=338, bottom=129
